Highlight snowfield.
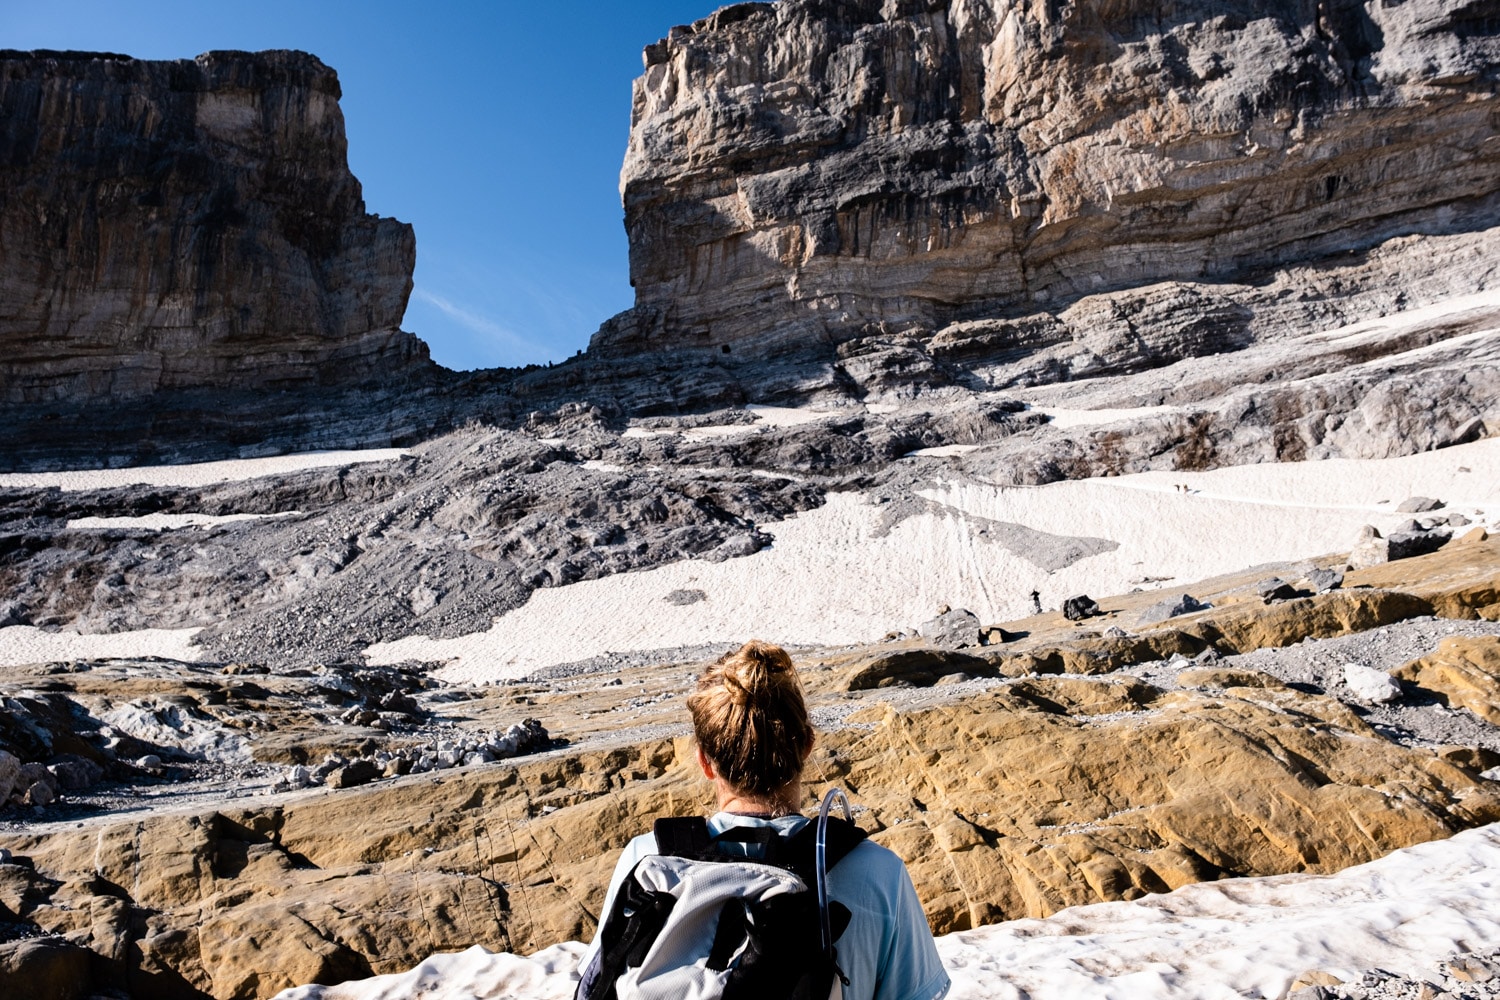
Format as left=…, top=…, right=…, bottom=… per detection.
left=365, top=438, right=1499, bottom=684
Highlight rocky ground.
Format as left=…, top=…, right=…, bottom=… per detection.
left=1, top=526, right=1498, bottom=998
left=1291, top=948, right=1500, bottom=1000
left=3, top=9, right=1498, bottom=996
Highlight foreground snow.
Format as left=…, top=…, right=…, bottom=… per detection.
left=367, top=438, right=1499, bottom=683
left=275, top=822, right=1500, bottom=1000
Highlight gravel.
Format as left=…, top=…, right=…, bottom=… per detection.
left=1301, top=947, right=1500, bottom=999
left=1119, top=618, right=1500, bottom=752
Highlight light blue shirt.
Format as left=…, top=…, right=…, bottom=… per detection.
left=582, top=812, right=951, bottom=1000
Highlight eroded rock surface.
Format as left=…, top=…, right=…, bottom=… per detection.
left=0, top=49, right=442, bottom=469
left=599, top=0, right=1500, bottom=358
left=0, top=49, right=423, bottom=402
left=2, top=667, right=1497, bottom=999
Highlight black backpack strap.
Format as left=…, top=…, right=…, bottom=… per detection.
left=654, top=815, right=866, bottom=877
left=653, top=816, right=712, bottom=858
left=781, top=816, right=867, bottom=885
left=578, top=857, right=678, bottom=1000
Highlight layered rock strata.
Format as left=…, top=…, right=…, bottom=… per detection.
left=597, top=0, right=1500, bottom=357
left=0, top=49, right=433, bottom=464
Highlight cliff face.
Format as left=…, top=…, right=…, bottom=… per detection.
left=0, top=49, right=426, bottom=406
left=596, top=0, right=1500, bottom=357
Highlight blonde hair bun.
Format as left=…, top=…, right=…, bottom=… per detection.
left=687, top=640, right=813, bottom=797
left=720, top=639, right=795, bottom=705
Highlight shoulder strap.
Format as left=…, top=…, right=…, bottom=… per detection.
left=652, top=816, right=712, bottom=858
left=782, top=816, right=866, bottom=884
left=651, top=814, right=866, bottom=878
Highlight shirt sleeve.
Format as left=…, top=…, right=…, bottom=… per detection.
left=873, top=863, right=952, bottom=1000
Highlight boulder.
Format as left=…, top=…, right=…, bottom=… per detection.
left=491, top=720, right=551, bottom=758
left=0, top=937, right=92, bottom=1000
left=1138, top=594, right=1208, bottom=625
left=13, top=764, right=58, bottom=807
left=1256, top=578, right=1300, bottom=603
left=1062, top=595, right=1102, bottom=622
left=1342, top=663, right=1402, bottom=705
left=1389, top=528, right=1452, bottom=561
left=1349, top=525, right=1451, bottom=568
left=842, top=649, right=994, bottom=690
left=1348, top=533, right=1392, bottom=570
left=917, top=608, right=984, bottom=649
left=340, top=707, right=380, bottom=728
left=46, top=756, right=103, bottom=792
left=325, top=760, right=382, bottom=790
left=1300, top=569, right=1345, bottom=595
left=1396, top=497, right=1445, bottom=513
left=0, top=751, right=18, bottom=803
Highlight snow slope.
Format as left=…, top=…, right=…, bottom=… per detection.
left=366, top=438, right=1499, bottom=684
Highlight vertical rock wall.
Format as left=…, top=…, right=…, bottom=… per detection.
left=0, top=49, right=427, bottom=406
left=596, top=0, right=1500, bottom=357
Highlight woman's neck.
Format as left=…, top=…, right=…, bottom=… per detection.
left=716, top=779, right=802, bottom=818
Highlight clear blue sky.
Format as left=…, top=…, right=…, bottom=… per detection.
left=3, top=1, right=726, bottom=371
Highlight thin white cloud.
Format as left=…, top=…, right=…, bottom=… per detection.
left=410, top=287, right=553, bottom=364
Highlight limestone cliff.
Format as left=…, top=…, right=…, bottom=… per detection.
left=0, top=49, right=427, bottom=406
left=595, top=0, right=1500, bottom=357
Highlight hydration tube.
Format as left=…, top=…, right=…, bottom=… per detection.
left=816, top=787, right=852, bottom=959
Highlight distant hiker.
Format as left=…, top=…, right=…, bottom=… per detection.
left=577, top=640, right=950, bottom=1000
left=1029, top=589, right=1042, bottom=615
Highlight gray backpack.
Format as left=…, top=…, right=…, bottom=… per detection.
left=576, top=791, right=867, bottom=1000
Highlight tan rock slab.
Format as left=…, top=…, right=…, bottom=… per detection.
left=1395, top=636, right=1500, bottom=725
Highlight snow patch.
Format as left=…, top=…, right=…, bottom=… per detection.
left=908, top=444, right=981, bottom=457
left=66, top=512, right=300, bottom=531
left=1028, top=404, right=1181, bottom=429
left=0, top=449, right=407, bottom=492
left=0, top=626, right=205, bottom=667
left=364, top=439, right=1500, bottom=683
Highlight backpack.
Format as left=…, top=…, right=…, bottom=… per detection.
left=576, top=801, right=868, bottom=1000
